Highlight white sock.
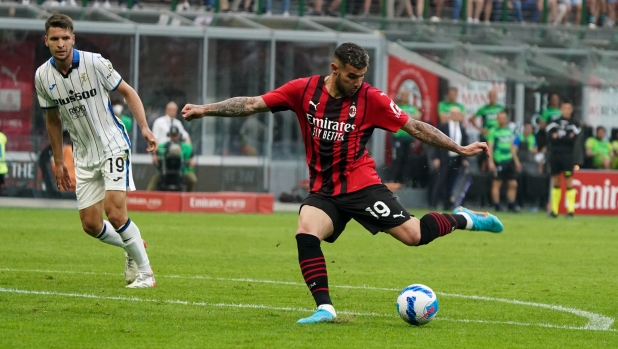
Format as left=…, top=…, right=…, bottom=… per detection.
left=95, top=221, right=124, bottom=247
left=455, top=212, right=473, bottom=230
left=318, top=304, right=337, bottom=317
left=116, top=218, right=151, bottom=274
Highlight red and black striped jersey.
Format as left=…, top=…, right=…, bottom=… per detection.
left=262, top=75, right=409, bottom=196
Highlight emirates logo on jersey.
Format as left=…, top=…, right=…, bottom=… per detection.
left=306, top=99, right=356, bottom=142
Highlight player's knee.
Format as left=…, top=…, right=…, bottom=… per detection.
left=81, top=219, right=102, bottom=235
left=106, top=211, right=127, bottom=229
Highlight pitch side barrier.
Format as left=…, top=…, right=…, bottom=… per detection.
left=126, top=191, right=274, bottom=214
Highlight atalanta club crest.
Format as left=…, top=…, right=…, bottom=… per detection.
left=349, top=104, right=356, bottom=118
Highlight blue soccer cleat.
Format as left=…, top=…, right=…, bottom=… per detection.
left=453, top=206, right=504, bottom=233
left=296, top=305, right=337, bottom=324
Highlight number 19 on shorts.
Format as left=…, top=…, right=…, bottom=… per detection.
left=107, top=156, right=126, bottom=175
left=366, top=201, right=390, bottom=219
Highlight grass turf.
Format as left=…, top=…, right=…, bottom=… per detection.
left=0, top=207, right=617, bottom=348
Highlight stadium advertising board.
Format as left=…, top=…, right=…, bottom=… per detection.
left=127, top=191, right=274, bottom=214
left=388, top=55, right=439, bottom=125
left=559, top=170, right=618, bottom=215
left=0, top=41, right=35, bottom=145
left=585, top=86, right=618, bottom=131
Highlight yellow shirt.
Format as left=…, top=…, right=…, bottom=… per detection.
left=0, top=132, right=7, bottom=175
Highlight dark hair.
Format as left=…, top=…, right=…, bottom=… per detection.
left=524, top=121, right=533, bottom=126
left=561, top=99, right=573, bottom=106
left=45, top=14, right=74, bottom=34
left=549, top=92, right=560, bottom=100
left=596, top=126, right=606, bottom=132
left=334, top=43, right=369, bottom=70
left=448, top=87, right=458, bottom=92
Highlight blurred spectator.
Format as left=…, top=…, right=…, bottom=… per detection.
left=0, top=129, right=7, bottom=196
left=309, top=0, right=342, bottom=15
left=507, top=0, right=541, bottom=23
left=147, top=126, right=196, bottom=192
left=416, top=0, right=444, bottom=21
left=473, top=89, right=505, bottom=172
left=430, top=109, right=468, bottom=210
left=611, top=128, right=618, bottom=169
left=264, top=0, right=291, bottom=15
left=240, top=115, right=267, bottom=156
left=540, top=93, right=561, bottom=130
left=113, top=101, right=133, bottom=135
left=487, top=112, right=521, bottom=212
left=604, top=0, right=616, bottom=27
left=390, top=90, right=420, bottom=185
left=516, top=122, right=541, bottom=173
left=587, top=0, right=601, bottom=27
left=50, top=131, right=76, bottom=192
left=562, top=0, right=583, bottom=26
left=362, top=0, right=418, bottom=19
left=438, top=87, right=465, bottom=124
left=152, top=101, right=191, bottom=145
left=467, top=0, right=483, bottom=22
left=585, top=126, right=613, bottom=169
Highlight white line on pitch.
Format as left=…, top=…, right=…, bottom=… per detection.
left=1, top=287, right=614, bottom=332
left=0, top=267, right=614, bottom=331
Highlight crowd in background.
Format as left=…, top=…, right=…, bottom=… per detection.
left=387, top=88, right=618, bottom=212
left=10, top=0, right=617, bottom=27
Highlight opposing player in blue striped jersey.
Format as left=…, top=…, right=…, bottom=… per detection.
left=35, top=14, right=157, bottom=288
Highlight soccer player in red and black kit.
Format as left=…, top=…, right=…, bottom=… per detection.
left=182, top=43, right=504, bottom=324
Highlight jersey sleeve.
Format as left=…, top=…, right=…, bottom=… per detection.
left=261, top=78, right=307, bottom=113
left=93, top=54, right=123, bottom=91
left=34, top=68, right=56, bottom=109
left=366, top=88, right=409, bottom=132
left=585, top=137, right=595, bottom=150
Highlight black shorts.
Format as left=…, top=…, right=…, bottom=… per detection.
left=0, top=173, right=4, bottom=185
left=493, top=160, right=517, bottom=181
left=549, top=154, right=575, bottom=176
left=301, top=184, right=412, bottom=243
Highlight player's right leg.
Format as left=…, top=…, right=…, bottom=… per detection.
left=76, top=166, right=124, bottom=246
left=295, top=204, right=339, bottom=324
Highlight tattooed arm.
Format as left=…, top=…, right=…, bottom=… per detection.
left=182, top=96, right=270, bottom=121
left=400, top=118, right=489, bottom=157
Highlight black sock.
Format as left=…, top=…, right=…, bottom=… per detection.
left=418, top=213, right=468, bottom=246
left=296, top=234, right=332, bottom=306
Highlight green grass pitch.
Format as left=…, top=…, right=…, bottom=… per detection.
left=0, top=207, right=617, bottom=348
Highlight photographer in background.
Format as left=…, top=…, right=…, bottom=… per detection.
left=147, top=126, right=197, bottom=192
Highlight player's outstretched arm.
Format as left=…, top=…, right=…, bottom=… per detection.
left=182, top=96, right=270, bottom=122
left=401, top=118, right=488, bottom=157
left=116, top=81, right=157, bottom=152
left=45, top=108, right=71, bottom=190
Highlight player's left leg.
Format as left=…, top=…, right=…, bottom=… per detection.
left=102, top=152, right=155, bottom=288
left=387, top=207, right=503, bottom=247
left=105, top=190, right=155, bottom=288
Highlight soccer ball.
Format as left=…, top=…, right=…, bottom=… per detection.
left=396, top=284, right=439, bottom=326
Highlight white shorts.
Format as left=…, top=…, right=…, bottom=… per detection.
left=75, top=150, right=136, bottom=210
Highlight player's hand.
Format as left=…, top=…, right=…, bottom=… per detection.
left=432, top=159, right=440, bottom=169
left=462, top=159, right=469, bottom=168
left=515, top=161, right=522, bottom=172
left=142, top=129, right=158, bottom=152
left=182, top=104, right=203, bottom=122
left=55, top=163, right=72, bottom=191
left=552, top=133, right=558, bottom=139
left=458, top=142, right=489, bottom=157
